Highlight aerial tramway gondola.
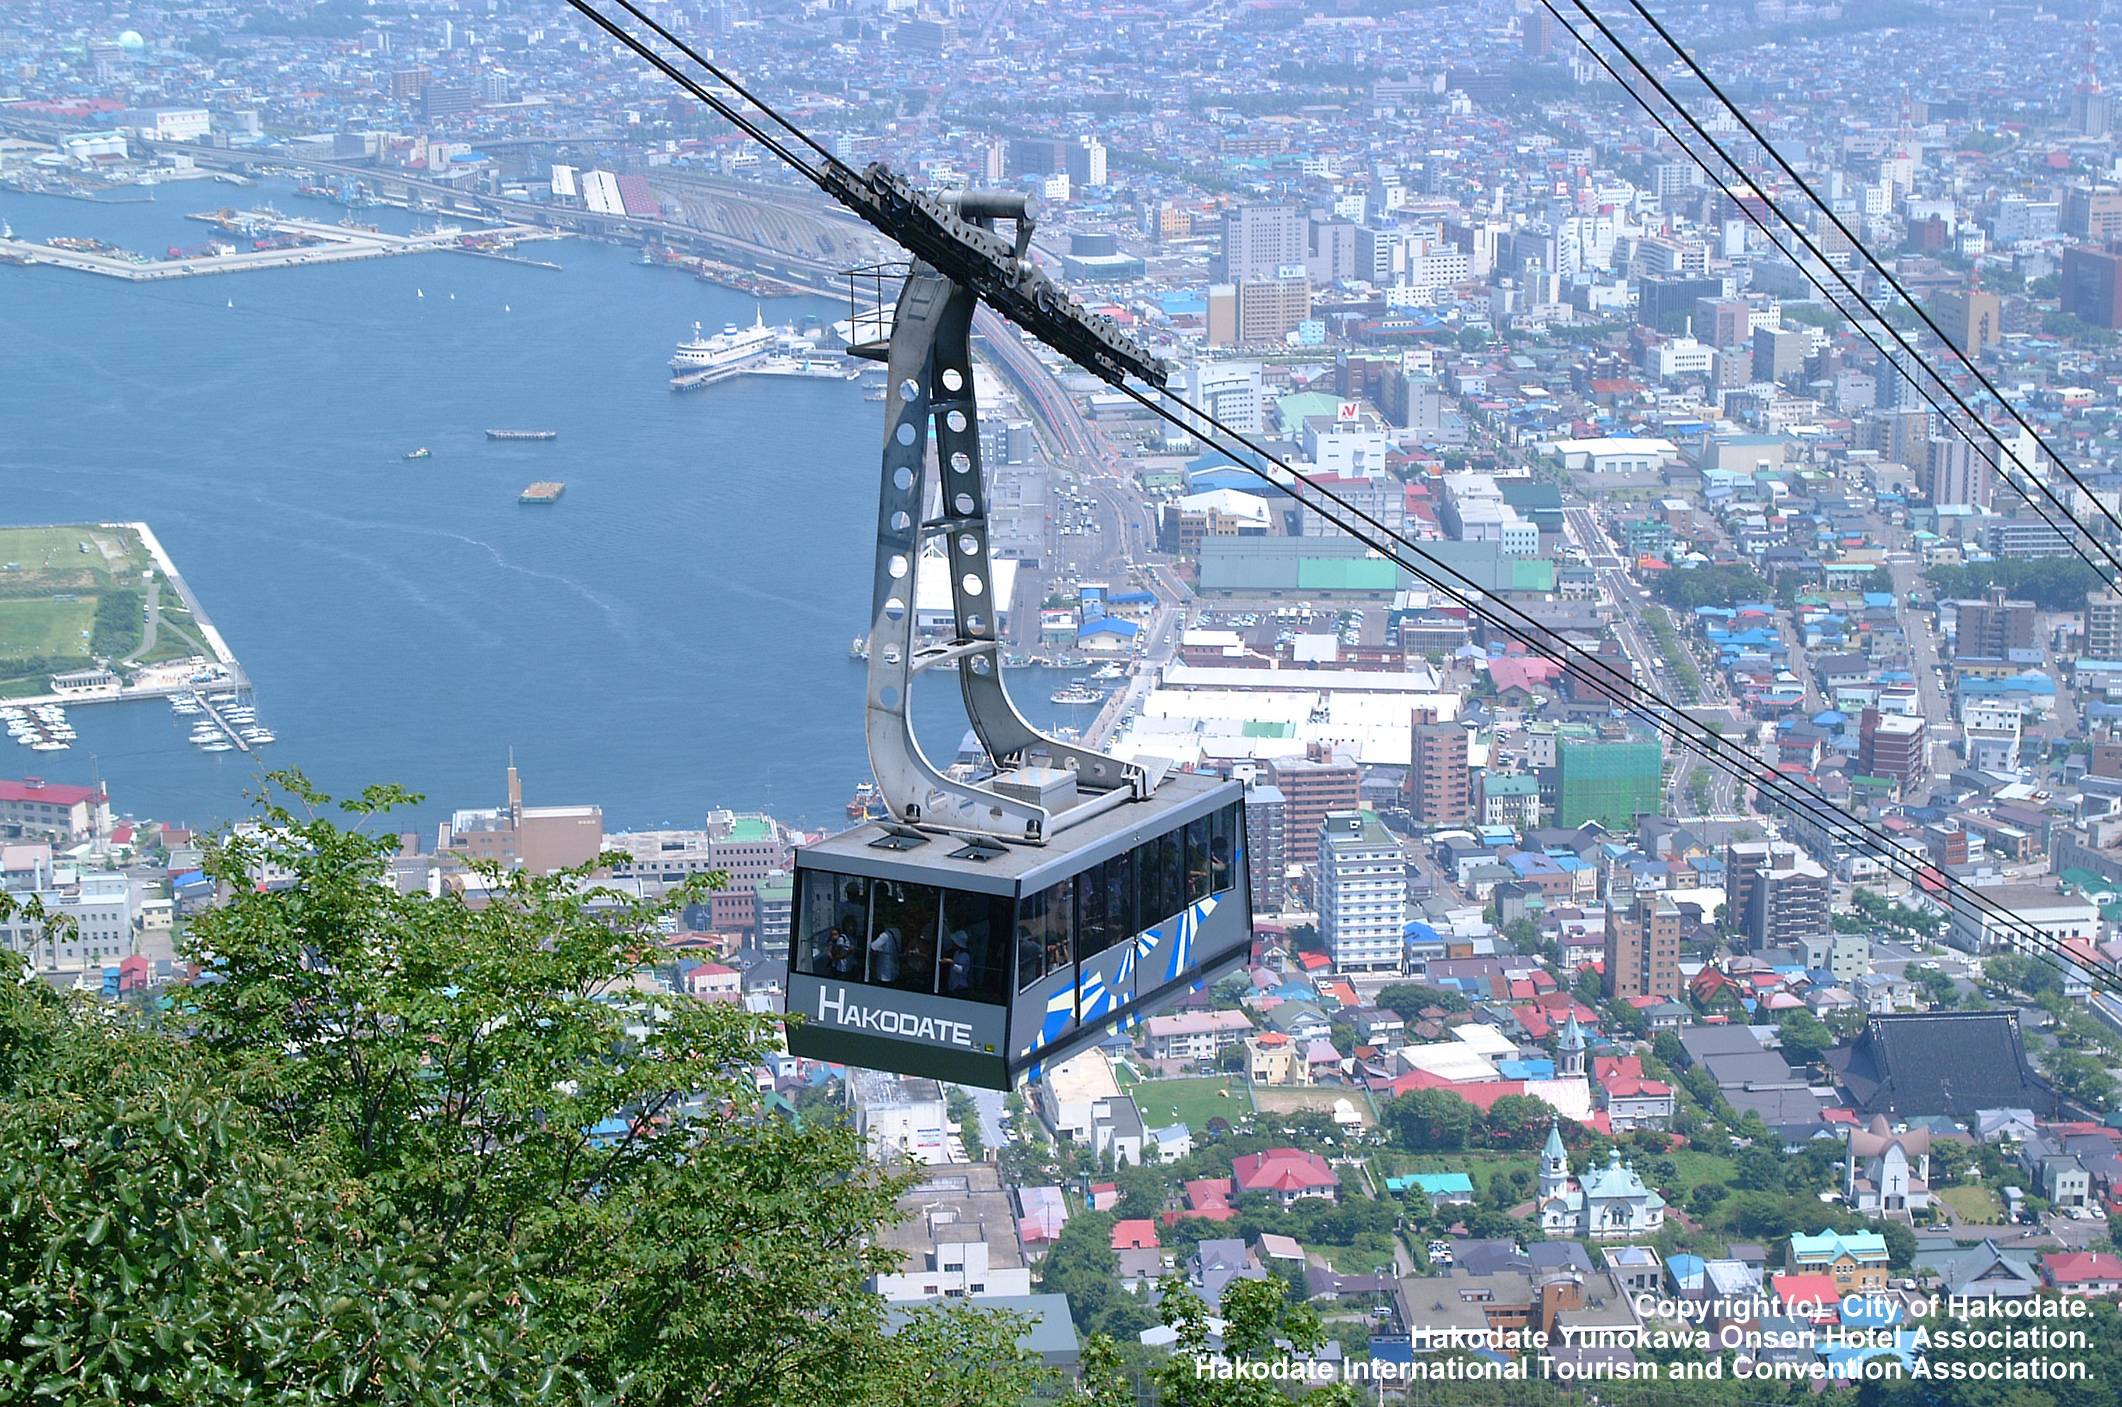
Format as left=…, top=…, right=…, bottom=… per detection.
left=782, top=192, right=1253, bottom=1090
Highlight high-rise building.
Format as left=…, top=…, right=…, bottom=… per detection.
left=1523, top=6, right=1555, bottom=56
left=2063, top=186, right=2122, bottom=241
left=1724, top=840, right=1832, bottom=952
left=1937, top=289, right=2002, bottom=358
left=1926, top=436, right=1994, bottom=510
left=1875, top=342, right=1929, bottom=413
left=1065, top=137, right=1107, bottom=188
left=1270, top=749, right=1362, bottom=868
left=1954, top=585, right=2035, bottom=659
left=1409, top=722, right=1471, bottom=826
left=422, top=84, right=476, bottom=121
left=1858, top=709, right=1929, bottom=796
left=1693, top=297, right=1753, bottom=348
left=1752, top=325, right=1809, bottom=383
left=1554, top=740, right=1661, bottom=829
left=1235, top=277, right=1311, bottom=345
left=1220, top=204, right=1307, bottom=282
left=1243, top=779, right=1288, bottom=914
left=1174, top=362, right=1265, bottom=435
left=1318, top=810, right=1404, bottom=973
left=2061, top=245, right=2122, bottom=330
left=390, top=66, right=431, bottom=100
left=1005, top=137, right=1069, bottom=177
left=1604, top=892, right=1681, bottom=1000
left=1204, top=285, right=1238, bottom=347
left=2086, top=592, right=2122, bottom=661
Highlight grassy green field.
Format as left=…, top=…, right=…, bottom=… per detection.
left=0, top=525, right=156, bottom=687
left=1940, top=1184, right=2002, bottom=1224
left=0, top=598, right=95, bottom=659
left=1130, top=1077, right=1248, bottom=1131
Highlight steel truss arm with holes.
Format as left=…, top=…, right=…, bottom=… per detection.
left=862, top=258, right=1148, bottom=841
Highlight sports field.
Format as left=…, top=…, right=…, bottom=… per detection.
left=0, top=524, right=159, bottom=691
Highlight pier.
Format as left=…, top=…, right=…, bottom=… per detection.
left=0, top=209, right=563, bottom=282
left=190, top=693, right=253, bottom=753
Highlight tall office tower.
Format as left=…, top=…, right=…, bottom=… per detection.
left=1220, top=203, right=1306, bottom=282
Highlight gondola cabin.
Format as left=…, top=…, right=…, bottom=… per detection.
left=786, top=770, right=1252, bottom=1090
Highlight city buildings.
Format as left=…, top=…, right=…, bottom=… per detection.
left=1317, top=809, right=1404, bottom=973
left=1604, top=891, right=1681, bottom=1001
left=1409, top=722, right=1471, bottom=826
left=1724, top=840, right=1831, bottom=953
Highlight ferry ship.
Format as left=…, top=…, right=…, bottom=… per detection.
left=846, top=780, right=881, bottom=819
left=670, top=310, right=775, bottom=382
left=1050, top=679, right=1106, bottom=706
left=486, top=429, right=559, bottom=441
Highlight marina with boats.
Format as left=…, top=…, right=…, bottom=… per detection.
left=169, top=689, right=275, bottom=753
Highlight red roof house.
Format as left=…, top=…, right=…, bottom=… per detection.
left=1230, top=1147, right=1340, bottom=1207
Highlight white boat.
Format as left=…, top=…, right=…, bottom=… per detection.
left=1091, top=663, right=1126, bottom=680
left=242, top=730, right=276, bottom=744
left=1050, top=681, right=1107, bottom=706
left=670, top=309, right=776, bottom=377
left=30, top=740, right=67, bottom=752
left=199, top=741, right=235, bottom=753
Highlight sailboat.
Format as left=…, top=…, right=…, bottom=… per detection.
left=416, top=288, right=425, bottom=299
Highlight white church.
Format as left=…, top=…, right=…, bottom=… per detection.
left=1535, top=1117, right=1668, bottom=1240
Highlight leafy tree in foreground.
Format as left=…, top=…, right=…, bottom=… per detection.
left=1, top=773, right=1049, bottom=1407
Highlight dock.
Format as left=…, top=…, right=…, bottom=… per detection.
left=0, top=209, right=563, bottom=281
left=672, top=355, right=859, bottom=391
left=191, top=692, right=253, bottom=753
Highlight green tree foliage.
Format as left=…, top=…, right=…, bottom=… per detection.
left=1655, top=564, right=1772, bottom=612
left=90, top=587, right=144, bottom=659
left=0, top=775, right=1048, bottom=1407
left=1775, top=1008, right=1834, bottom=1070
left=1926, top=558, right=2104, bottom=612
left=1375, top=981, right=1469, bottom=1018
left=1040, top=1211, right=1152, bottom=1341
left=1480, top=1094, right=1555, bottom=1149
left=1148, top=1275, right=1356, bottom=1406
left=1379, top=1087, right=1477, bottom=1151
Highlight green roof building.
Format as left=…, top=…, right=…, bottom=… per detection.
left=1555, top=740, right=1662, bottom=829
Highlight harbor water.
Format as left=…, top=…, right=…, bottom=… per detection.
left=0, top=186, right=1103, bottom=834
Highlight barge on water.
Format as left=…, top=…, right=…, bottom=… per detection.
left=487, top=428, right=558, bottom=441
left=519, top=481, right=566, bottom=504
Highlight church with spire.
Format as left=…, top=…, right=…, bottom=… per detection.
left=1536, top=1118, right=1666, bottom=1240
left=1554, top=1009, right=1586, bottom=1079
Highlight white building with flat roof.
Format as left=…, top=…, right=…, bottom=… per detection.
left=1037, top=1048, right=1121, bottom=1141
